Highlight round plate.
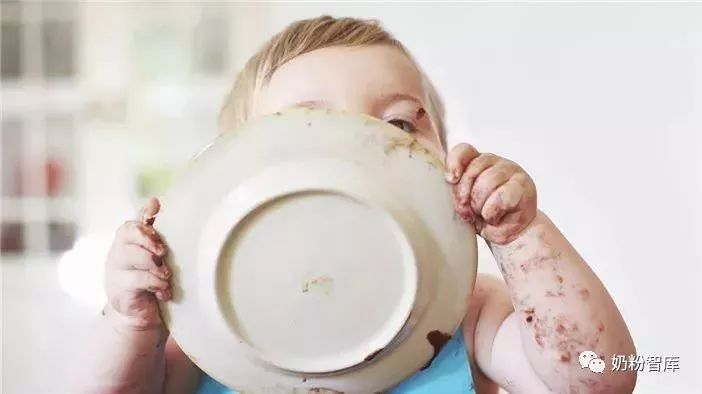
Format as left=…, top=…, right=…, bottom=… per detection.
left=157, top=109, right=477, bottom=393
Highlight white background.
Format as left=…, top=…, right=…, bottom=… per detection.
left=2, top=3, right=701, bottom=393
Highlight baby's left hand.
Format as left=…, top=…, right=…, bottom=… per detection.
left=445, top=143, right=537, bottom=244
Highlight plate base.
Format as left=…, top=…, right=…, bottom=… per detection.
left=218, top=191, right=416, bottom=373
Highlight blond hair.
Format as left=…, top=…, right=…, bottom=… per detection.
left=218, top=15, right=447, bottom=149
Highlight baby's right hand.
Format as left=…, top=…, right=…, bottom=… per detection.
left=104, top=197, right=172, bottom=331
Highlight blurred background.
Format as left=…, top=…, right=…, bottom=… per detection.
left=1, top=2, right=700, bottom=393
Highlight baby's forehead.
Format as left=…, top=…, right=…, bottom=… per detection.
left=256, top=45, right=426, bottom=113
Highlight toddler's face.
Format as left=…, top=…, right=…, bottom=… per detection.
left=253, top=45, right=444, bottom=157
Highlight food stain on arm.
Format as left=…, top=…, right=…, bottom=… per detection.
left=488, top=211, right=637, bottom=392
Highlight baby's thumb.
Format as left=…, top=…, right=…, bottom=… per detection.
left=139, top=197, right=161, bottom=225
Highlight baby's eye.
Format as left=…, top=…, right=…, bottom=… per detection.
left=387, top=118, right=417, bottom=133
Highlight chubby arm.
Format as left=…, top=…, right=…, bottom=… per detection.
left=446, top=144, right=636, bottom=393
left=468, top=213, right=637, bottom=393
left=70, top=198, right=201, bottom=394
left=70, top=200, right=170, bottom=393
left=70, top=308, right=168, bottom=393
left=71, top=322, right=200, bottom=394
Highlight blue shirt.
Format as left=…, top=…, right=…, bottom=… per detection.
left=197, top=329, right=475, bottom=394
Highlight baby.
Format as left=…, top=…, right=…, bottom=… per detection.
left=73, top=16, right=637, bottom=394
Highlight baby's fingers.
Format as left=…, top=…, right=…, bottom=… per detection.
left=453, top=153, right=499, bottom=223
left=445, top=143, right=479, bottom=184
left=481, top=177, right=524, bottom=226
left=456, top=153, right=500, bottom=203
left=115, top=244, right=170, bottom=279
left=115, top=269, right=169, bottom=296
left=114, top=221, right=166, bottom=256
left=140, top=197, right=161, bottom=225
left=469, top=160, right=518, bottom=215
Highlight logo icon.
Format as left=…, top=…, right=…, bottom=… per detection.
left=579, top=350, right=606, bottom=373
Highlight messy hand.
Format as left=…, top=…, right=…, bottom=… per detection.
left=445, top=144, right=537, bottom=244
left=104, top=197, right=171, bottom=331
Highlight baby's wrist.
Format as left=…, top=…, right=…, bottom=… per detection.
left=103, top=304, right=167, bottom=342
left=509, top=209, right=548, bottom=245
left=487, top=210, right=547, bottom=255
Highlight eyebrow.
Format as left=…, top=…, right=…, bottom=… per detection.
left=375, top=92, right=425, bottom=108
left=289, top=93, right=424, bottom=111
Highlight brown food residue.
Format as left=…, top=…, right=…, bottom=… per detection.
left=519, top=253, right=561, bottom=274
left=302, top=275, right=334, bottom=295
left=545, top=290, right=565, bottom=297
left=524, top=307, right=536, bottom=324
left=534, top=332, right=545, bottom=347
left=364, top=348, right=384, bottom=362
left=579, top=288, right=591, bottom=300
left=527, top=309, right=546, bottom=348
left=383, top=135, right=443, bottom=169
left=420, top=330, right=452, bottom=370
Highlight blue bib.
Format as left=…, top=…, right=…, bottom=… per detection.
left=196, top=329, right=475, bottom=393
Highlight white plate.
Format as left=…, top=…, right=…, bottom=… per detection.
left=157, top=109, right=477, bottom=393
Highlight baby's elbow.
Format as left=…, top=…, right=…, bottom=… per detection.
left=615, top=337, right=638, bottom=392
left=599, top=368, right=637, bottom=394
left=578, top=370, right=636, bottom=394
left=613, top=369, right=637, bottom=394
